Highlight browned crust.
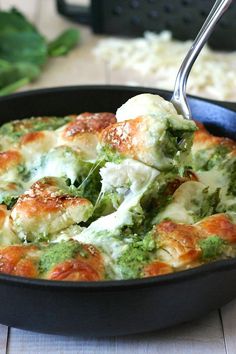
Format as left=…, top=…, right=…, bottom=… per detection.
left=143, top=261, right=173, bottom=277
left=0, top=205, right=7, bottom=228
left=0, top=150, right=22, bottom=172
left=48, top=244, right=105, bottom=281
left=154, top=221, right=201, bottom=266
left=197, top=214, right=236, bottom=243
left=63, top=112, right=116, bottom=140
left=12, top=178, right=90, bottom=217
left=20, top=131, right=46, bottom=145
left=0, top=245, right=39, bottom=278
left=193, top=123, right=236, bottom=153
left=100, top=117, right=143, bottom=158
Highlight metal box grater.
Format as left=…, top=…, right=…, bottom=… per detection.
left=56, top=0, right=236, bottom=50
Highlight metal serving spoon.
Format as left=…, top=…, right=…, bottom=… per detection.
left=171, top=0, right=233, bottom=120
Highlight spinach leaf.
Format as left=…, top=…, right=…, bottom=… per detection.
left=0, top=60, right=40, bottom=95
left=0, top=32, right=47, bottom=66
left=0, top=8, right=37, bottom=33
left=0, top=8, right=80, bottom=95
left=48, top=29, right=79, bottom=57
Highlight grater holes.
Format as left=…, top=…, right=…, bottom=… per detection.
left=163, top=4, right=174, bottom=13
left=130, top=0, right=140, bottom=9
left=200, top=9, right=208, bottom=18
left=183, top=16, right=191, bottom=25
left=112, top=5, right=123, bottom=16
left=131, top=15, right=142, bottom=26
left=148, top=9, right=159, bottom=19
left=181, top=0, right=192, bottom=6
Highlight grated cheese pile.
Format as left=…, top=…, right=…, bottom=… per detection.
left=94, top=31, right=236, bottom=101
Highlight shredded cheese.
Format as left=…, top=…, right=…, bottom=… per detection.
left=94, top=31, right=236, bottom=101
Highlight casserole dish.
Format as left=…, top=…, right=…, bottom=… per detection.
left=0, top=85, right=235, bottom=336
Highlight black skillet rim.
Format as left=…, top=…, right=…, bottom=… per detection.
left=0, top=84, right=235, bottom=291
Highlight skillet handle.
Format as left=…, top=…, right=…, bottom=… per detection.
left=56, top=0, right=91, bottom=25
left=209, top=99, right=236, bottom=112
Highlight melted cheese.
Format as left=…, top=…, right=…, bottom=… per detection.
left=154, top=181, right=210, bottom=224
left=116, top=93, right=178, bottom=121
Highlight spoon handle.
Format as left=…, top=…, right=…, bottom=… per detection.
left=171, top=0, right=233, bottom=119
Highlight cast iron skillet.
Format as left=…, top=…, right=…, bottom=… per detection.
left=0, top=85, right=236, bottom=337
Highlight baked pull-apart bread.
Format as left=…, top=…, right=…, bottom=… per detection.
left=0, top=93, right=235, bottom=281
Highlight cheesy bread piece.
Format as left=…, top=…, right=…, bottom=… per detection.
left=57, top=112, right=116, bottom=160
left=20, top=130, right=57, bottom=167
left=11, top=177, right=93, bottom=242
left=192, top=122, right=236, bottom=166
left=0, top=205, right=19, bottom=245
left=117, top=212, right=236, bottom=279
left=197, top=213, right=236, bottom=244
left=40, top=241, right=105, bottom=281
left=0, top=116, right=73, bottom=150
left=0, top=244, right=40, bottom=278
left=0, top=240, right=105, bottom=281
left=154, top=220, right=202, bottom=269
left=29, top=146, right=94, bottom=185
left=191, top=122, right=236, bottom=212
left=0, top=150, right=25, bottom=183
left=116, top=93, right=179, bottom=122
left=142, top=261, right=174, bottom=277
left=150, top=213, right=236, bottom=273
left=153, top=181, right=220, bottom=225
left=75, top=158, right=160, bottom=279
left=0, top=182, right=23, bottom=209
left=99, top=94, right=196, bottom=170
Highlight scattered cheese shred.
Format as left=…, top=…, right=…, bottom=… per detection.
left=94, top=31, right=236, bottom=101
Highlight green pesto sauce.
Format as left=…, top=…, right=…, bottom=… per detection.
left=0, top=115, right=72, bottom=141
left=193, top=145, right=230, bottom=171
left=192, top=188, right=220, bottom=222
left=98, top=145, right=124, bottom=164
left=39, top=240, right=88, bottom=273
left=226, top=160, right=236, bottom=196
left=161, top=130, right=192, bottom=159
left=199, top=236, right=224, bottom=260
left=117, top=232, right=156, bottom=279
left=74, top=163, right=102, bottom=205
